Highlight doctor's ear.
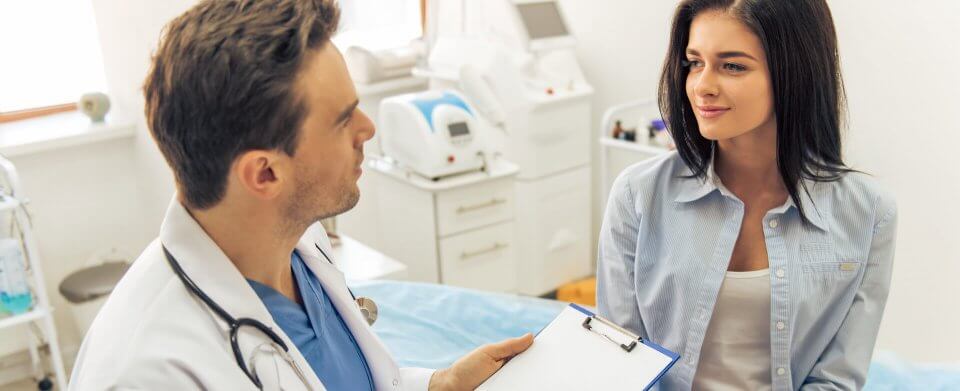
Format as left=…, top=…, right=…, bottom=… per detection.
left=233, top=150, right=288, bottom=200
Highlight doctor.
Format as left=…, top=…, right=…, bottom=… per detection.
left=69, top=0, right=532, bottom=389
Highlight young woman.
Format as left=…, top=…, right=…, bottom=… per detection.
left=596, top=1, right=897, bottom=390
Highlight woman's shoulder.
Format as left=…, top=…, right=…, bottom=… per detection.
left=609, top=151, right=690, bottom=204
left=820, top=170, right=898, bottom=227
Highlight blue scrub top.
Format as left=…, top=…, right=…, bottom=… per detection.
left=248, top=252, right=374, bottom=390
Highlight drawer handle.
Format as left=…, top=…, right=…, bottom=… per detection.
left=461, top=242, right=508, bottom=260
left=456, top=198, right=507, bottom=214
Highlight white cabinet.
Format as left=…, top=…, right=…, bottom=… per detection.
left=438, top=222, right=516, bottom=292
left=435, top=179, right=514, bottom=237
left=514, top=166, right=592, bottom=296
left=370, top=159, right=520, bottom=293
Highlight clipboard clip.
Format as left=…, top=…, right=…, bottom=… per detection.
left=582, top=315, right=642, bottom=353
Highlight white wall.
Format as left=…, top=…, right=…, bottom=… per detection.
left=0, top=138, right=154, bottom=360
left=0, top=0, right=189, bottom=365
left=556, top=0, right=675, bottom=258
left=830, top=1, right=960, bottom=363
left=90, top=0, right=188, bottom=213
left=563, top=0, right=959, bottom=362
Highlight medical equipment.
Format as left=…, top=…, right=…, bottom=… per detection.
left=0, top=156, right=66, bottom=390
left=513, top=0, right=577, bottom=52
left=418, top=0, right=594, bottom=295
left=0, top=237, right=32, bottom=314
left=378, top=90, right=490, bottom=180
left=344, top=44, right=423, bottom=84
left=162, top=242, right=378, bottom=389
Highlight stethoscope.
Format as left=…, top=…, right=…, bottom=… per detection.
left=162, top=243, right=378, bottom=390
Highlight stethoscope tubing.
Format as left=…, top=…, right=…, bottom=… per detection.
left=161, top=241, right=368, bottom=389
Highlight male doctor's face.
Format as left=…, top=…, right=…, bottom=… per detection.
left=283, top=44, right=375, bottom=228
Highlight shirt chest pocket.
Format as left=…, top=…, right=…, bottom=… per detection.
left=799, top=243, right=863, bottom=277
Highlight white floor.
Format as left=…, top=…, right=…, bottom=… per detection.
left=2, top=379, right=40, bottom=391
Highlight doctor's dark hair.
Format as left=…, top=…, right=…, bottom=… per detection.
left=658, top=0, right=851, bottom=223
left=144, top=0, right=340, bottom=210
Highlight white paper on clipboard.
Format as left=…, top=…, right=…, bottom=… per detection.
left=478, top=304, right=679, bottom=390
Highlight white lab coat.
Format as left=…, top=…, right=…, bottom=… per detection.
left=69, top=199, right=434, bottom=390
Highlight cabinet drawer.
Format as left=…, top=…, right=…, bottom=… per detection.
left=438, top=223, right=517, bottom=293
left=436, top=178, right=514, bottom=236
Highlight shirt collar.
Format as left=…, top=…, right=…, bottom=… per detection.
left=673, top=154, right=724, bottom=204
left=673, top=154, right=830, bottom=232
left=783, top=181, right=830, bottom=231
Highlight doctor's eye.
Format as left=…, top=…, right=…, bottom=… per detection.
left=723, top=63, right=747, bottom=73
left=340, top=112, right=354, bottom=128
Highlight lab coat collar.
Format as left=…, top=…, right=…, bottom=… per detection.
left=158, top=197, right=325, bottom=390
left=295, top=227, right=402, bottom=391
left=673, top=155, right=830, bottom=231
left=160, top=197, right=403, bottom=390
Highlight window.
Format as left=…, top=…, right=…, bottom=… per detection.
left=333, top=0, right=424, bottom=50
left=0, top=1, right=107, bottom=123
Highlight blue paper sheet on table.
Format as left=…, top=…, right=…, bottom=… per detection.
left=349, top=280, right=960, bottom=390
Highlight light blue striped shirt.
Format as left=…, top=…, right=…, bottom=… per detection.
left=597, top=152, right=897, bottom=390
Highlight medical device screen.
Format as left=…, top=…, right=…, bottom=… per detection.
left=448, top=122, right=471, bottom=137
left=516, top=2, right=568, bottom=40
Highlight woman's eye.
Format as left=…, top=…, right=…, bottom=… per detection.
left=723, top=63, right=747, bottom=72
left=682, top=59, right=704, bottom=69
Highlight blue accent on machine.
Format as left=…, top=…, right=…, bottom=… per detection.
left=410, top=92, right=474, bottom=132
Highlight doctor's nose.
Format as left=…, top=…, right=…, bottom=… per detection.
left=355, top=109, right=376, bottom=144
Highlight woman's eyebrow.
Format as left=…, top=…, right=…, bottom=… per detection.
left=685, top=48, right=758, bottom=61
left=717, top=51, right=758, bottom=61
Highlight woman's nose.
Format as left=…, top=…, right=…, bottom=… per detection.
left=692, top=67, right=720, bottom=97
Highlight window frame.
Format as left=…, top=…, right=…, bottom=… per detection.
left=0, top=103, right=78, bottom=124
left=2, top=0, right=430, bottom=124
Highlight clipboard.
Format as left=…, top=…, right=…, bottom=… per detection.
left=478, top=304, right=679, bottom=390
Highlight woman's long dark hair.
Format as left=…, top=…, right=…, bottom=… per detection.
left=659, top=0, right=851, bottom=223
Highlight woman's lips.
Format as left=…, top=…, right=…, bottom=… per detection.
left=697, top=106, right=730, bottom=119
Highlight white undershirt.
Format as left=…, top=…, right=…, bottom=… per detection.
left=692, top=268, right=773, bottom=391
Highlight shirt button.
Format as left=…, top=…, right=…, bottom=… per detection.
left=776, top=268, right=786, bottom=278
left=777, top=367, right=786, bottom=376
left=777, top=321, right=786, bottom=330
left=769, top=219, right=780, bottom=228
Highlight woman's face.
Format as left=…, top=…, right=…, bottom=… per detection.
left=685, top=11, right=775, bottom=141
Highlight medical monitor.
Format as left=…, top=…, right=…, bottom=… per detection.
left=512, top=0, right=576, bottom=51
left=448, top=122, right=471, bottom=138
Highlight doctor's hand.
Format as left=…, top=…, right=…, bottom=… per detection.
left=429, top=333, right=534, bottom=391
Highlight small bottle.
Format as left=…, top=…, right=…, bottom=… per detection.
left=0, top=238, right=33, bottom=315
left=612, top=120, right=624, bottom=140
left=650, top=119, right=670, bottom=147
